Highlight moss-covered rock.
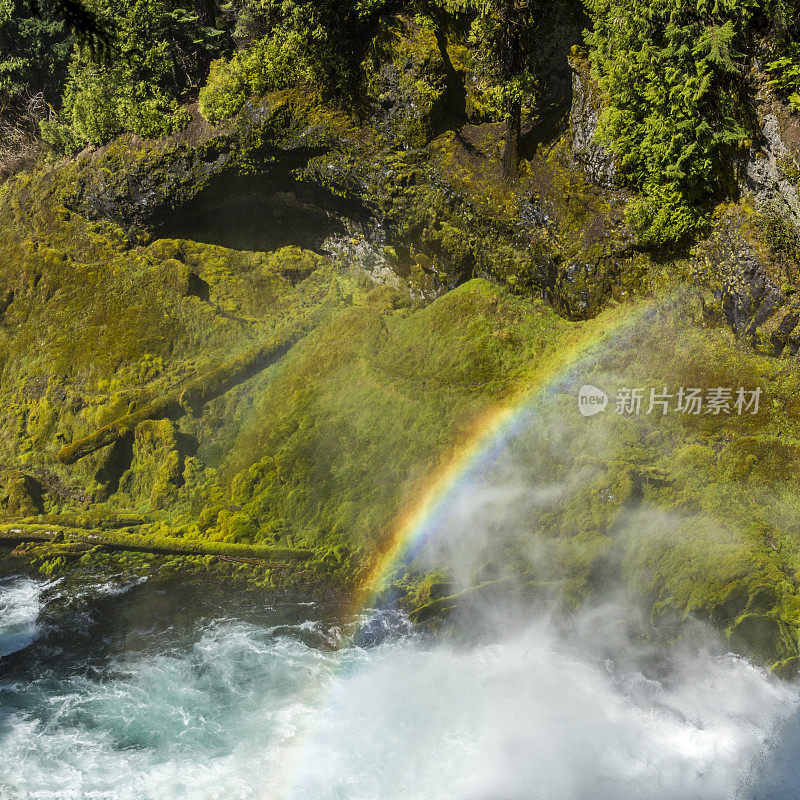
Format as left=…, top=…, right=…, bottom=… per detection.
left=692, top=203, right=800, bottom=354
left=6, top=41, right=800, bottom=673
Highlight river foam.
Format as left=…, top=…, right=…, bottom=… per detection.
left=0, top=583, right=797, bottom=800
left=0, top=576, right=48, bottom=659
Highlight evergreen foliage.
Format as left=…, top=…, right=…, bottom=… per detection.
left=3, top=0, right=800, bottom=241
left=200, top=0, right=398, bottom=122
left=765, top=0, right=800, bottom=111
left=41, top=0, right=227, bottom=148
left=767, top=44, right=800, bottom=110
left=585, top=0, right=754, bottom=244
left=0, top=1, right=68, bottom=105
left=0, top=0, right=73, bottom=132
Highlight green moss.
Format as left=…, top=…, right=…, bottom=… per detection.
left=0, top=523, right=313, bottom=560
left=56, top=304, right=331, bottom=466
left=203, top=279, right=582, bottom=571
left=4, top=67, right=800, bottom=669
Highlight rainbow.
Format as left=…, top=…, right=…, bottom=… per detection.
left=277, top=295, right=666, bottom=799
left=349, top=295, right=663, bottom=621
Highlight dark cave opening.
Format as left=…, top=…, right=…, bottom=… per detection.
left=151, top=168, right=374, bottom=254
left=187, top=272, right=211, bottom=301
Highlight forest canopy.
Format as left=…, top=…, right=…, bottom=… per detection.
left=1, top=0, right=800, bottom=243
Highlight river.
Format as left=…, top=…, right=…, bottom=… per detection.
left=0, top=567, right=799, bottom=799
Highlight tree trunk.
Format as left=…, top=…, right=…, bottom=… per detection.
left=499, top=0, right=521, bottom=182
left=0, top=523, right=313, bottom=562
left=423, top=0, right=467, bottom=123
left=502, top=97, right=521, bottom=181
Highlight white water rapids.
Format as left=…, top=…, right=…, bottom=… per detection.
left=0, top=575, right=798, bottom=800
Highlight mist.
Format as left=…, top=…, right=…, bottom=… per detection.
left=283, top=606, right=798, bottom=800
left=2, top=303, right=799, bottom=800
left=280, top=328, right=800, bottom=800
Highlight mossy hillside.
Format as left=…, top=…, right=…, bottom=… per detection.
left=0, top=211, right=614, bottom=592
left=3, top=169, right=800, bottom=667
left=0, top=168, right=352, bottom=511
left=397, top=294, right=800, bottom=669
left=167, top=279, right=587, bottom=570
left=5, top=97, right=800, bottom=667
left=0, top=159, right=601, bottom=590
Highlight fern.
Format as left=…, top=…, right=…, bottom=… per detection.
left=766, top=43, right=800, bottom=112
left=585, top=0, right=753, bottom=245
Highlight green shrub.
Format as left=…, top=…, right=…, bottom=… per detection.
left=199, top=0, right=399, bottom=122
left=199, top=30, right=310, bottom=123
left=39, top=118, right=80, bottom=154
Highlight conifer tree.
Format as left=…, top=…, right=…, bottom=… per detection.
left=585, top=0, right=753, bottom=244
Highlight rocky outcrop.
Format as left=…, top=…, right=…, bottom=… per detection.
left=568, top=55, right=616, bottom=188
left=64, top=99, right=365, bottom=233
left=45, top=61, right=633, bottom=318
left=693, top=206, right=800, bottom=355
left=363, top=16, right=449, bottom=145
left=67, top=119, right=246, bottom=228
left=540, top=251, right=625, bottom=321
left=0, top=471, right=44, bottom=517
left=740, top=112, right=800, bottom=227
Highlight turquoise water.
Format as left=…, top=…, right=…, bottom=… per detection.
left=0, top=572, right=798, bottom=800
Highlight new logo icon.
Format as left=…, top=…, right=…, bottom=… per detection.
left=578, top=385, right=608, bottom=417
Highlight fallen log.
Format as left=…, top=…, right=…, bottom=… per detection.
left=17, top=513, right=150, bottom=530
left=0, top=524, right=313, bottom=562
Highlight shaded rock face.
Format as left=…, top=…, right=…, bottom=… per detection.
left=568, top=57, right=616, bottom=188
left=741, top=112, right=800, bottom=226
left=693, top=208, right=800, bottom=355
left=67, top=102, right=277, bottom=228
left=540, top=253, right=623, bottom=321
left=363, top=16, right=450, bottom=145
left=74, top=141, right=233, bottom=229
left=59, top=74, right=632, bottom=318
